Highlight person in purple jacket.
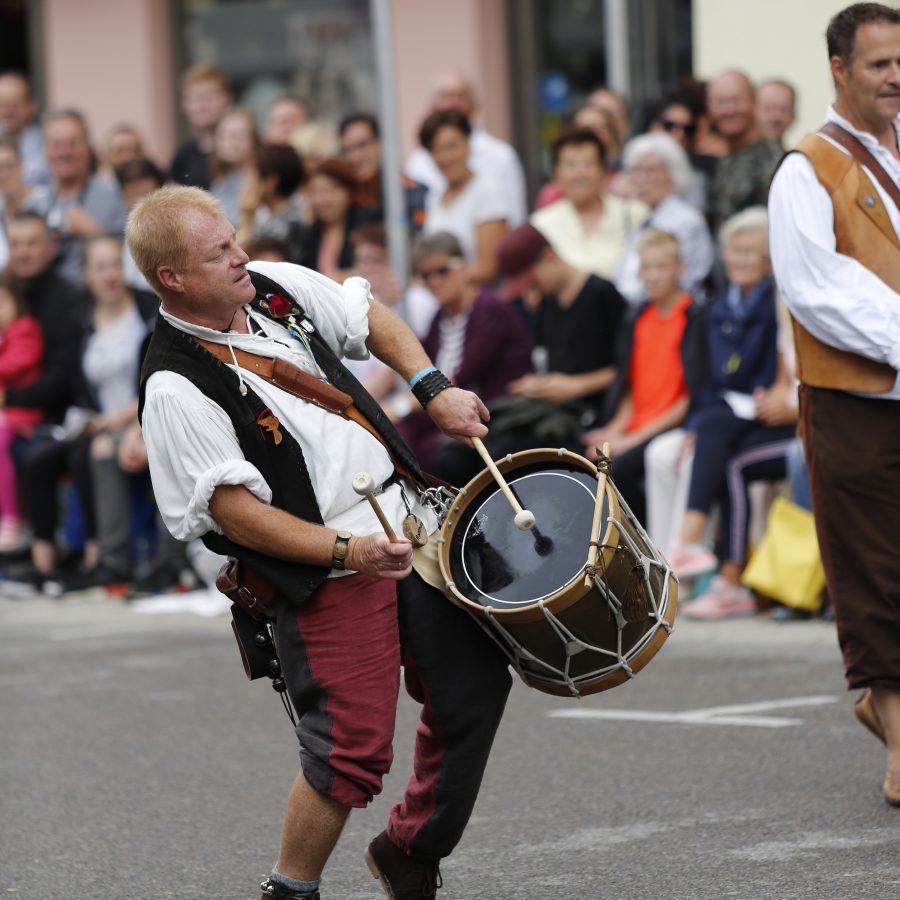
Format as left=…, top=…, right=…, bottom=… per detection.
left=393, top=231, right=533, bottom=474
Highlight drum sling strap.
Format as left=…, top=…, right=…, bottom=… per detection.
left=193, top=337, right=421, bottom=486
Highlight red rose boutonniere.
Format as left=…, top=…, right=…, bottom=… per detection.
left=265, top=292, right=293, bottom=318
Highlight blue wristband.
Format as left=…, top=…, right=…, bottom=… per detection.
left=408, top=365, right=437, bottom=389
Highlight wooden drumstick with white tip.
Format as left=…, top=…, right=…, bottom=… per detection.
left=585, top=442, right=611, bottom=588
left=471, top=436, right=535, bottom=530
left=352, top=472, right=399, bottom=542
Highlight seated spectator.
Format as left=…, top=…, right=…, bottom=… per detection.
left=263, top=95, right=310, bottom=145
left=41, top=109, right=127, bottom=286
left=394, top=231, right=532, bottom=473
left=614, top=133, right=715, bottom=304
left=658, top=208, right=794, bottom=618
left=169, top=64, right=232, bottom=189
left=341, top=224, right=403, bottom=402
left=531, top=128, right=648, bottom=279
left=580, top=230, right=704, bottom=523
left=115, top=157, right=165, bottom=295
left=100, top=124, right=144, bottom=180
left=300, top=158, right=379, bottom=282
left=0, top=274, right=43, bottom=551
left=0, top=71, right=49, bottom=187
left=237, top=142, right=309, bottom=266
left=419, top=109, right=510, bottom=285
left=339, top=112, right=427, bottom=236
left=22, top=235, right=151, bottom=593
left=706, top=70, right=782, bottom=232
left=0, top=136, right=50, bottom=270
left=209, top=107, right=258, bottom=226
left=4, top=211, right=84, bottom=430
left=755, top=79, right=797, bottom=149
left=405, top=71, right=527, bottom=225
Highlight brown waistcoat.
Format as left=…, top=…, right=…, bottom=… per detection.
left=785, top=133, right=900, bottom=392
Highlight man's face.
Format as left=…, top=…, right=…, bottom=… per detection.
left=0, top=75, right=34, bottom=136
left=756, top=83, right=795, bottom=143
left=433, top=75, right=475, bottom=118
left=168, top=212, right=254, bottom=321
left=45, top=116, right=92, bottom=185
left=181, top=79, right=231, bottom=132
left=264, top=99, right=307, bottom=144
left=708, top=73, right=755, bottom=140
left=340, top=121, right=381, bottom=182
left=832, top=22, right=900, bottom=131
left=7, top=218, right=56, bottom=279
left=555, top=143, right=605, bottom=207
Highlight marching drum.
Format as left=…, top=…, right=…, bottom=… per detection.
left=437, top=448, right=678, bottom=697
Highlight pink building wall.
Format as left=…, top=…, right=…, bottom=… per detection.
left=41, top=0, right=176, bottom=170
left=391, top=0, right=512, bottom=158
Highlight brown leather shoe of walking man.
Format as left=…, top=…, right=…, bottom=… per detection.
left=364, top=831, right=443, bottom=899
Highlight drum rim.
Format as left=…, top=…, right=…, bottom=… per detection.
left=438, top=447, right=624, bottom=620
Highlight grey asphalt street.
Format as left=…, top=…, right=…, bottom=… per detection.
left=1, top=592, right=897, bottom=900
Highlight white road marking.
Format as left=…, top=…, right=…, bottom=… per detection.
left=548, top=695, right=839, bottom=728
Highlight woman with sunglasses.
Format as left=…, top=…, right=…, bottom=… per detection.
left=390, top=231, right=532, bottom=472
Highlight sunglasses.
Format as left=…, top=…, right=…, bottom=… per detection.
left=660, top=118, right=697, bottom=137
left=417, top=263, right=462, bottom=282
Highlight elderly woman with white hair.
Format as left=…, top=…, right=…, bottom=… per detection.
left=614, top=132, right=715, bottom=304
left=644, top=207, right=797, bottom=620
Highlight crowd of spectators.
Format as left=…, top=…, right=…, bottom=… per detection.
left=0, top=59, right=819, bottom=620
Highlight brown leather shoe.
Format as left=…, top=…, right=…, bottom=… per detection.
left=364, top=831, right=443, bottom=899
left=885, top=769, right=900, bottom=807
left=854, top=689, right=886, bottom=745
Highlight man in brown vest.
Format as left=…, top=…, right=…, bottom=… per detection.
left=769, top=2, right=900, bottom=807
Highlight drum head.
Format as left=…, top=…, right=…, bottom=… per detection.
left=446, top=457, right=607, bottom=610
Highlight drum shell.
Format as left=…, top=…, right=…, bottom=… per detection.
left=438, top=448, right=677, bottom=696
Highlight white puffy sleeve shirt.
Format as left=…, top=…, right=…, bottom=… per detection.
left=142, top=262, right=437, bottom=546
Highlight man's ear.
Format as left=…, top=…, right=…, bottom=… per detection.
left=830, top=55, right=848, bottom=90
left=157, top=265, right=183, bottom=293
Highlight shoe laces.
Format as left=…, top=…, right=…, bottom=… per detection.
left=422, top=861, right=443, bottom=897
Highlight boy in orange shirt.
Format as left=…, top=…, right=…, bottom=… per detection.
left=581, top=229, right=704, bottom=523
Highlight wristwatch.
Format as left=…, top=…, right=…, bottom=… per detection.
left=331, top=531, right=353, bottom=570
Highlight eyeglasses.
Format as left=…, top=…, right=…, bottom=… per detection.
left=341, top=137, right=376, bottom=155
left=659, top=118, right=696, bottom=137
left=417, top=262, right=462, bottom=282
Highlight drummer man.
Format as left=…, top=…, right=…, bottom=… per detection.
left=129, top=185, right=511, bottom=900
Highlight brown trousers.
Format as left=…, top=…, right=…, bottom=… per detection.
left=800, top=386, right=900, bottom=689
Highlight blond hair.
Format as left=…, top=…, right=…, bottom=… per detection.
left=636, top=228, right=681, bottom=261
left=126, top=185, right=224, bottom=295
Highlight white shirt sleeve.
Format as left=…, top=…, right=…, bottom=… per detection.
left=471, top=175, right=512, bottom=225
left=142, top=372, right=272, bottom=541
left=247, top=260, right=372, bottom=360
left=769, top=153, right=900, bottom=370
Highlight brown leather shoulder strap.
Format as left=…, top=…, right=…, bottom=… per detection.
left=820, top=121, right=900, bottom=210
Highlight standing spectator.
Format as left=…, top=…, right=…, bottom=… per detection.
left=209, top=107, right=258, bottom=226
left=4, top=211, right=84, bottom=428
left=263, top=95, right=310, bottom=145
left=768, top=2, right=900, bottom=806
left=587, top=86, right=631, bottom=169
left=615, top=133, right=715, bottom=304
left=756, top=79, right=798, bottom=148
left=406, top=71, right=528, bottom=225
left=115, top=157, right=165, bottom=295
left=0, top=136, right=49, bottom=270
left=169, top=64, right=232, bottom=190
left=41, top=109, right=127, bottom=286
left=707, top=70, right=782, bottom=232
left=394, top=231, right=532, bottom=473
left=237, top=142, right=309, bottom=266
left=339, top=113, right=427, bottom=236
left=0, top=71, right=48, bottom=187
left=301, top=158, right=378, bottom=282
left=580, top=230, right=704, bottom=523
left=419, top=110, right=510, bottom=285
left=0, top=274, right=43, bottom=551
left=531, top=128, right=648, bottom=279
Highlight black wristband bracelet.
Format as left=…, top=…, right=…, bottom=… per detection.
left=412, top=369, right=453, bottom=407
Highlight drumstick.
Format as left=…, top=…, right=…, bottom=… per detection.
left=471, top=436, right=535, bottom=530
left=352, top=471, right=399, bottom=542
left=584, top=442, right=611, bottom=588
